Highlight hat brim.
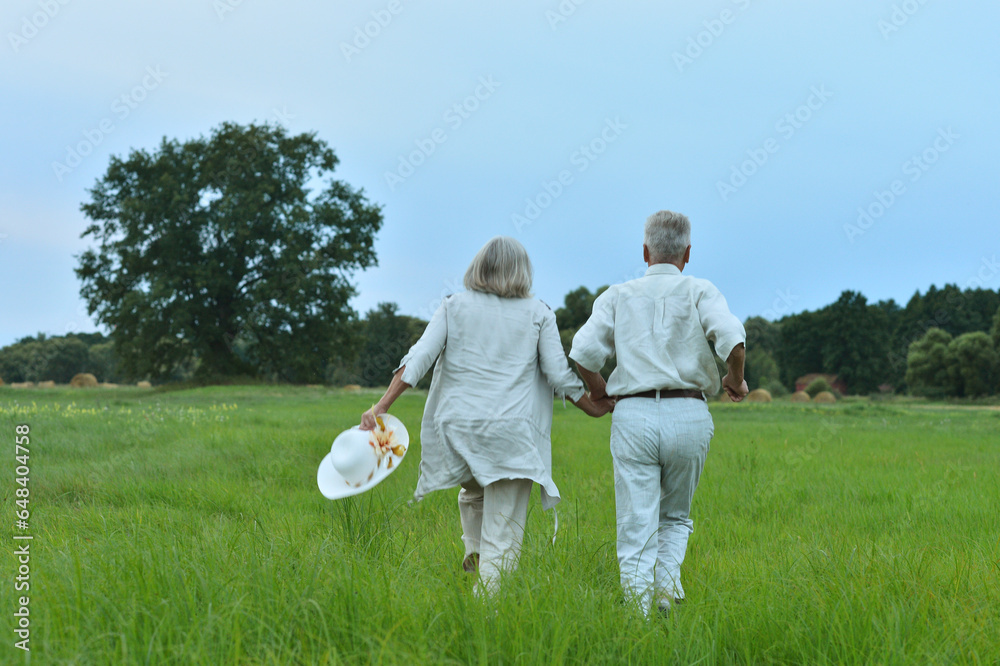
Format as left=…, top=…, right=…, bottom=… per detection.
left=317, top=414, right=409, bottom=499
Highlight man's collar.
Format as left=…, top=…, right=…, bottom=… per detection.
left=644, top=262, right=682, bottom=277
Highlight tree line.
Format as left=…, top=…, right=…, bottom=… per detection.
left=551, top=283, right=1000, bottom=398
left=0, top=333, right=119, bottom=385
left=3, top=286, right=998, bottom=397
left=0, top=304, right=428, bottom=388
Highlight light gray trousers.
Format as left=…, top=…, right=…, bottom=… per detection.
left=610, top=396, right=713, bottom=612
left=458, top=477, right=533, bottom=594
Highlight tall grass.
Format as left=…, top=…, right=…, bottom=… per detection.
left=1, top=387, right=997, bottom=664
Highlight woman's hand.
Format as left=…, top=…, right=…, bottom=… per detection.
left=358, top=401, right=389, bottom=430
left=359, top=368, right=412, bottom=430
left=360, top=405, right=382, bottom=431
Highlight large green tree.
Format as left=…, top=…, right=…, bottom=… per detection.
left=76, top=123, right=382, bottom=382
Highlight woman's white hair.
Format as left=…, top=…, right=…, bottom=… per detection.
left=463, top=236, right=533, bottom=299
left=644, top=210, right=691, bottom=263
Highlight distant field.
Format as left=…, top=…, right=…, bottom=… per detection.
left=1, top=386, right=998, bottom=664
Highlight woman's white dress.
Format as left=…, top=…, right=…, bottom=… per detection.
left=395, top=291, right=585, bottom=510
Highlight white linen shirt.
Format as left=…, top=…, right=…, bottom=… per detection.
left=395, top=290, right=585, bottom=510
left=569, top=263, right=746, bottom=398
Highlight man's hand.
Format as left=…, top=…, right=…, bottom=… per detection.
left=722, top=373, right=749, bottom=402
left=722, top=343, right=748, bottom=402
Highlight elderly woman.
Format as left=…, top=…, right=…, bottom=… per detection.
left=361, top=236, right=612, bottom=594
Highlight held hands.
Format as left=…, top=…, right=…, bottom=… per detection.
left=591, top=395, right=616, bottom=416
left=722, top=373, right=749, bottom=402
left=578, top=393, right=615, bottom=417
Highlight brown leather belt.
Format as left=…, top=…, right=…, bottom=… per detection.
left=614, top=388, right=704, bottom=401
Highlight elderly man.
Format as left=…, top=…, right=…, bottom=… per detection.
left=570, top=210, right=747, bottom=616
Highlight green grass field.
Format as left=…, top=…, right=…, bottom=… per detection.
left=1, top=386, right=998, bottom=664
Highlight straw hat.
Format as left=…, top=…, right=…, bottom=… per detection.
left=317, top=414, right=409, bottom=499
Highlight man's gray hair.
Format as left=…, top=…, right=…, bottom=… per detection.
left=644, top=210, right=691, bottom=263
left=464, top=235, right=533, bottom=299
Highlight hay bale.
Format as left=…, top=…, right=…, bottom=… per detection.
left=70, top=373, right=98, bottom=388
left=11, top=382, right=35, bottom=389
left=137, top=381, right=152, bottom=389
left=99, top=382, right=119, bottom=389
left=342, top=384, right=362, bottom=392
left=790, top=391, right=811, bottom=403
left=813, top=391, right=836, bottom=403
left=746, top=388, right=772, bottom=403
left=37, top=380, right=56, bottom=389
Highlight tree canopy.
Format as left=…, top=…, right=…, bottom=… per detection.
left=76, top=122, right=382, bottom=383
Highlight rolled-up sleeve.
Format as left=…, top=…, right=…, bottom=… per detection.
left=538, top=310, right=586, bottom=401
left=697, top=283, right=746, bottom=362
left=569, top=289, right=616, bottom=373
left=394, top=299, right=448, bottom=386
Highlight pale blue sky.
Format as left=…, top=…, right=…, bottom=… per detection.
left=2, top=0, right=998, bottom=346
